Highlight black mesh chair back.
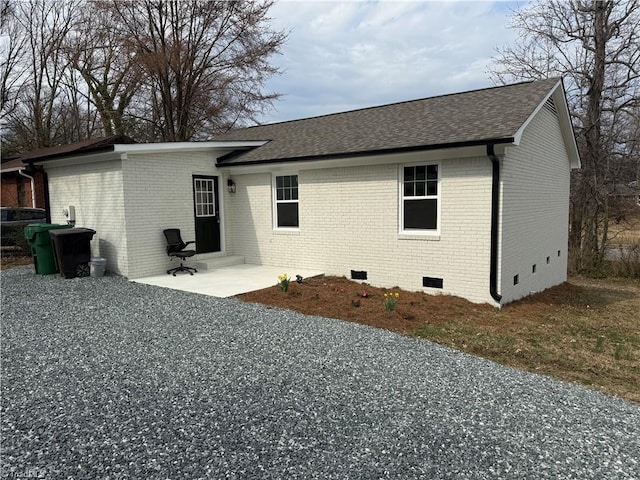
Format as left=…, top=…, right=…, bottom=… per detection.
left=163, top=228, right=197, bottom=276
left=164, top=228, right=187, bottom=253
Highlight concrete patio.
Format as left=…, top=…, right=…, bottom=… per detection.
left=132, top=262, right=324, bottom=297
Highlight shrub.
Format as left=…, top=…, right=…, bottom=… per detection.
left=617, top=242, right=640, bottom=278
left=603, top=242, right=640, bottom=278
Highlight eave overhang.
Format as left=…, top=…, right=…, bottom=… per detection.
left=512, top=78, right=581, bottom=169
left=216, top=137, right=514, bottom=171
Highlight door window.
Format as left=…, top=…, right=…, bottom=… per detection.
left=194, top=178, right=216, bottom=217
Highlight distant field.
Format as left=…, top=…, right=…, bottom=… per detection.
left=608, top=211, right=640, bottom=246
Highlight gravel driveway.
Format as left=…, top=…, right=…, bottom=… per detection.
left=2, top=266, right=639, bottom=479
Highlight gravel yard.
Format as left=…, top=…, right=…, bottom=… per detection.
left=2, top=266, right=639, bottom=479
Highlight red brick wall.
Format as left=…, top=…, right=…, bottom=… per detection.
left=1, top=175, right=21, bottom=206
left=33, top=170, right=46, bottom=208
left=1, top=171, right=46, bottom=208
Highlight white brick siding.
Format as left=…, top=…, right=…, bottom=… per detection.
left=121, top=151, right=228, bottom=278
left=499, top=106, right=571, bottom=303
left=46, top=151, right=229, bottom=279
left=46, top=159, right=128, bottom=275
left=227, top=153, right=495, bottom=303
left=43, top=105, right=572, bottom=306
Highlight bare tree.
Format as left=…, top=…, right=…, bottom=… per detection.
left=1, top=1, right=28, bottom=123
left=57, top=65, right=101, bottom=141
left=3, top=0, right=84, bottom=152
left=106, top=0, right=286, bottom=141
left=1, top=0, right=285, bottom=152
left=490, top=0, right=640, bottom=273
left=64, top=2, right=143, bottom=137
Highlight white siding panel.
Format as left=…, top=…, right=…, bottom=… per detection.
left=499, top=107, right=571, bottom=303
left=227, top=156, right=495, bottom=304
left=46, top=160, right=128, bottom=276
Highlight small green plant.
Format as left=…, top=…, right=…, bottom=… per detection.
left=277, top=273, right=291, bottom=292
left=594, top=336, right=605, bottom=353
left=613, top=343, right=632, bottom=361
left=383, top=291, right=399, bottom=312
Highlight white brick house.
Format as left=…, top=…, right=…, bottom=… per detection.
left=23, top=78, right=580, bottom=306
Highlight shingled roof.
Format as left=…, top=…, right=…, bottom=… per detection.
left=18, top=135, right=136, bottom=163
left=215, top=77, right=563, bottom=166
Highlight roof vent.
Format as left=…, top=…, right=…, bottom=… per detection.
left=543, top=97, right=558, bottom=116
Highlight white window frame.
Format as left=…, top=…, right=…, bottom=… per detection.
left=272, top=173, right=300, bottom=230
left=399, top=163, right=440, bottom=235
left=194, top=177, right=216, bottom=218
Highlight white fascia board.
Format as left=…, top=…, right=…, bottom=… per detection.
left=112, top=141, right=267, bottom=155
left=512, top=79, right=581, bottom=169
left=512, top=79, right=561, bottom=146
left=0, top=165, right=24, bottom=173
left=553, top=86, right=581, bottom=169
left=218, top=145, right=488, bottom=175
left=32, top=141, right=266, bottom=169
left=32, top=151, right=122, bottom=168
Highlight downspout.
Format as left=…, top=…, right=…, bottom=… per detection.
left=27, top=163, right=52, bottom=223
left=487, top=144, right=502, bottom=305
left=41, top=168, right=51, bottom=223
left=17, top=168, right=36, bottom=208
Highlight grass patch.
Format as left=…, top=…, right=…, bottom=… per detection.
left=239, top=275, right=640, bottom=403
left=607, top=211, right=640, bottom=247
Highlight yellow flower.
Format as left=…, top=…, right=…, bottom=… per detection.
left=395, top=292, right=399, bottom=298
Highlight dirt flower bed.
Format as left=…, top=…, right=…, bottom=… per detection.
left=0, top=251, right=33, bottom=270
left=240, top=275, right=640, bottom=403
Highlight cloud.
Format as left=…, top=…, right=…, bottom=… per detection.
left=261, top=0, right=524, bottom=123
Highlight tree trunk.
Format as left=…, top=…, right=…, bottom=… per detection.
left=577, top=0, right=609, bottom=271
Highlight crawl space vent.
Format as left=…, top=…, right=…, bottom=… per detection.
left=351, top=270, right=368, bottom=280
left=423, top=277, right=443, bottom=289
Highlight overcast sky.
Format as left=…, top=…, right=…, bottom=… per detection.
left=258, top=0, right=527, bottom=124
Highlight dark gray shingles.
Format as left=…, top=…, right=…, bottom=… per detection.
left=17, top=135, right=136, bottom=163
left=216, top=78, right=561, bottom=165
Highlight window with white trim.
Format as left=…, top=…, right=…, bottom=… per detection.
left=274, top=174, right=299, bottom=228
left=401, top=164, right=439, bottom=232
left=194, top=178, right=216, bottom=217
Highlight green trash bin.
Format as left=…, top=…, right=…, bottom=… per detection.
left=24, top=223, right=72, bottom=275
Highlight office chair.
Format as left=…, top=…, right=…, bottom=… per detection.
left=163, top=228, right=197, bottom=276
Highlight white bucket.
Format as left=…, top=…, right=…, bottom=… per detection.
left=89, top=257, right=107, bottom=278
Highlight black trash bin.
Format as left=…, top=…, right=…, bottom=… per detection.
left=49, top=228, right=96, bottom=278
